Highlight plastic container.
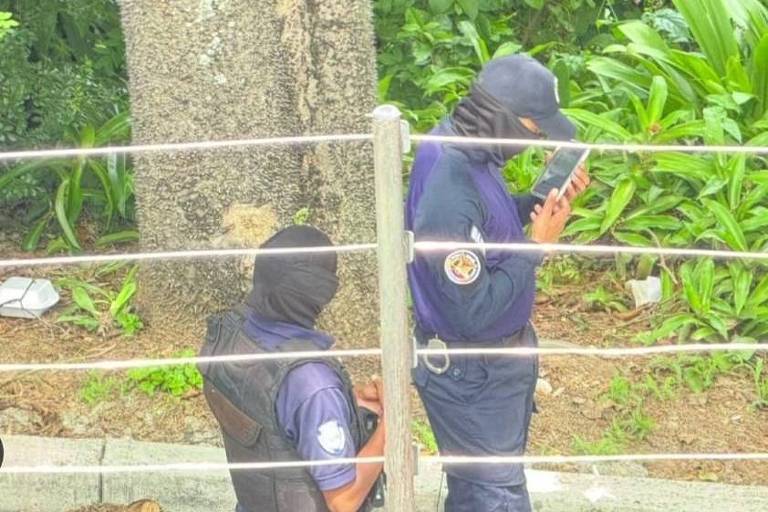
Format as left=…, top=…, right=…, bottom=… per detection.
left=625, top=276, right=662, bottom=309
left=0, top=277, right=60, bottom=319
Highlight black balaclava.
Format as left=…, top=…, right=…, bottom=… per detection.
left=451, top=54, right=576, bottom=162
left=245, top=225, right=339, bottom=329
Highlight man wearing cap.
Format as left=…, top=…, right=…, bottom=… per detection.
left=199, top=225, right=386, bottom=512
left=406, top=55, right=590, bottom=510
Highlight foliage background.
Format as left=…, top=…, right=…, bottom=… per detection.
left=1, top=0, right=768, bottom=347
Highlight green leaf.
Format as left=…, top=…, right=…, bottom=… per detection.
left=524, top=0, right=544, bottom=9
left=673, top=0, right=739, bottom=77
left=428, top=0, right=453, bottom=13
left=621, top=215, right=680, bottom=232
left=680, top=261, right=702, bottom=313
left=695, top=258, right=715, bottom=315
left=73, top=287, right=99, bottom=317
left=54, top=179, right=82, bottom=250
left=22, top=214, right=51, bottom=252
left=600, top=178, right=637, bottom=235
left=701, top=198, right=748, bottom=251
left=458, top=21, right=488, bottom=62
left=729, top=262, right=753, bottom=315
left=613, top=231, right=651, bottom=246
left=646, top=76, right=668, bottom=128
left=563, top=109, right=633, bottom=141
left=747, top=274, right=768, bottom=308
left=753, top=34, right=768, bottom=117
left=456, top=0, right=479, bottom=19
left=96, top=230, right=139, bottom=247
left=110, top=281, right=136, bottom=317
left=726, top=155, right=746, bottom=210
left=492, top=42, right=522, bottom=60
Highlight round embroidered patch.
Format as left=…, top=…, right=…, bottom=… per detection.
left=444, top=250, right=481, bottom=285
left=317, top=420, right=346, bottom=455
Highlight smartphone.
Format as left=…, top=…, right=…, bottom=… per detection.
left=531, top=146, right=590, bottom=201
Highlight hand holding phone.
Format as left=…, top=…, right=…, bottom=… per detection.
left=532, top=146, right=590, bottom=201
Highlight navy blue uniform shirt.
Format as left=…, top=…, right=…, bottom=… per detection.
left=406, top=122, right=544, bottom=341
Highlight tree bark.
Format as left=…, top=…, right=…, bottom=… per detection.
left=119, top=0, right=379, bottom=347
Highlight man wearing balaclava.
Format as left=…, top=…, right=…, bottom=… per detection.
left=199, top=225, right=385, bottom=512
left=406, top=55, right=590, bottom=511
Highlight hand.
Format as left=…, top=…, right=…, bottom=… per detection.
left=354, top=375, right=384, bottom=417
left=563, top=164, right=590, bottom=202
left=530, top=189, right=571, bottom=244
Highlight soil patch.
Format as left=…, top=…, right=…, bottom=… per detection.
left=1, top=253, right=766, bottom=489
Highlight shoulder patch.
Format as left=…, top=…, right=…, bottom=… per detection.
left=317, top=420, right=346, bottom=456
left=444, top=249, right=481, bottom=285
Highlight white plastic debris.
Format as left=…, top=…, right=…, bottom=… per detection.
left=0, top=277, right=60, bottom=319
left=625, top=276, right=662, bottom=309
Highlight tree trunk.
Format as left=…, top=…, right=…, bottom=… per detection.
left=119, top=0, right=379, bottom=347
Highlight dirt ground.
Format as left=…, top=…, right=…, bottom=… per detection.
left=1, top=248, right=767, bottom=500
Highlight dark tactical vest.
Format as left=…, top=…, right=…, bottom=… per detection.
left=199, top=307, right=373, bottom=512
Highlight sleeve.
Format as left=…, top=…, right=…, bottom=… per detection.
left=284, top=387, right=357, bottom=491
left=414, top=183, right=544, bottom=339
left=512, top=193, right=539, bottom=227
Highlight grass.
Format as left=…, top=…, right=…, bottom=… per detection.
left=412, top=419, right=438, bottom=454
left=80, top=372, right=121, bottom=405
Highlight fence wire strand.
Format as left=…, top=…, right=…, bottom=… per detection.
left=0, top=134, right=372, bottom=162
left=1, top=343, right=767, bottom=374
left=0, top=243, right=377, bottom=269
left=411, top=134, right=768, bottom=155
left=2, top=452, right=767, bottom=475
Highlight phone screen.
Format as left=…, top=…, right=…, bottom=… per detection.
left=532, top=147, right=589, bottom=200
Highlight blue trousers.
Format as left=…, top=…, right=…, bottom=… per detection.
left=445, top=474, right=532, bottom=512
left=414, top=325, right=538, bottom=512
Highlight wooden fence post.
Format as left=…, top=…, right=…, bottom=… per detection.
left=372, top=105, right=416, bottom=510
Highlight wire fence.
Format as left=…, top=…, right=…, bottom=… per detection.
left=3, top=115, right=768, bottom=505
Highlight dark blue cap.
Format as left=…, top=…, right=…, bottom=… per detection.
left=477, top=55, right=575, bottom=141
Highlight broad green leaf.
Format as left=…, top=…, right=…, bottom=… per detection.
left=680, top=261, right=702, bottom=313
left=727, top=154, right=746, bottom=210
left=110, top=281, right=136, bottom=317
left=747, top=274, right=768, bottom=307
left=22, top=214, right=51, bottom=252
left=54, top=179, right=82, bottom=250
left=706, top=313, right=729, bottom=340
left=428, top=0, right=453, bottom=13
left=620, top=215, right=680, bottom=231
left=458, top=21, right=488, bottom=62
left=524, top=0, right=544, bottom=9
left=701, top=198, right=748, bottom=251
left=96, top=230, right=140, bottom=247
left=600, top=178, right=637, bottom=234
left=73, top=287, right=99, bottom=317
left=646, top=76, right=668, bottom=128
left=697, top=178, right=727, bottom=198
left=753, top=34, right=768, bottom=117
left=740, top=208, right=768, bottom=233
left=563, top=108, right=633, bottom=141
left=423, top=67, right=475, bottom=95
left=673, top=0, right=739, bottom=77
left=696, top=257, right=715, bottom=314
left=625, top=196, right=684, bottom=218
left=492, top=42, right=522, bottom=60
left=613, top=231, right=650, bottom=246
left=563, top=217, right=601, bottom=236
left=729, top=262, right=753, bottom=315
left=587, top=57, right=652, bottom=98
left=456, top=0, right=479, bottom=19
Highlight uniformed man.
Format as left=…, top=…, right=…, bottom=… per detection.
left=406, top=55, right=590, bottom=511
left=199, top=225, right=386, bottom=512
